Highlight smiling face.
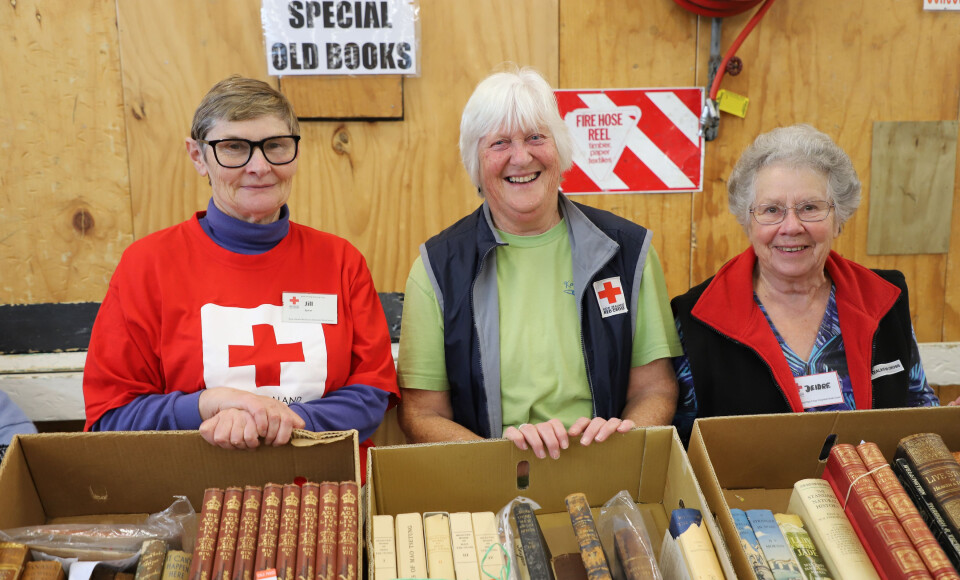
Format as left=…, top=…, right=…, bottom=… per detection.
left=748, top=164, right=840, bottom=285
left=478, top=126, right=562, bottom=235
left=186, top=115, right=298, bottom=224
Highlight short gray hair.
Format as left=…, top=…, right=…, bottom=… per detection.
left=459, top=66, right=574, bottom=193
left=727, top=124, right=861, bottom=229
left=191, top=75, right=300, bottom=142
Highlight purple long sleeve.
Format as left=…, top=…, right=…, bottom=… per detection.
left=92, top=391, right=204, bottom=431
left=290, top=384, right=390, bottom=441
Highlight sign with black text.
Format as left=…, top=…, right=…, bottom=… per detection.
left=262, top=0, right=420, bottom=76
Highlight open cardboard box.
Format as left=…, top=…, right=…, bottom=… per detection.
left=367, top=425, right=736, bottom=578
left=687, top=406, right=960, bottom=580
left=0, top=429, right=360, bottom=569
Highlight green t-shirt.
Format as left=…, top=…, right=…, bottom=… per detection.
left=396, top=220, right=681, bottom=434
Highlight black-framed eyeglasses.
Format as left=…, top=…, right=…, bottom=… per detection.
left=199, top=135, right=301, bottom=168
left=749, top=200, right=835, bottom=225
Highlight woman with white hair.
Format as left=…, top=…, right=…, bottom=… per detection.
left=397, top=67, right=681, bottom=459
left=671, top=124, right=940, bottom=443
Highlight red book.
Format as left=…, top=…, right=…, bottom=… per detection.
left=254, top=483, right=282, bottom=572
left=314, top=482, right=340, bottom=580
left=275, top=484, right=301, bottom=580
left=211, top=487, right=243, bottom=580
left=231, top=486, right=263, bottom=580
left=823, top=443, right=932, bottom=580
left=188, top=488, right=225, bottom=580
left=858, top=443, right=960, bottom=580
left=335, top=481, right=359, bottom=580
left=295, top=483, right=320, bottom=580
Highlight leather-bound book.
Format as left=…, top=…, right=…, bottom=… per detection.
left=314, top=482, right=340, bottom=580
left=549, top=554, right=587, bottom=580
left=335, top=481, right=359, bottom=580
left=774, top=513, right=831, bottom=580
left=275, top=484, right=301, bottom=580
left=211, top=488, right=243, bottom=580
left=394, top=512, right=427, bottom=579
left=189, top=488, right=225, bottom=580
left=514, top=501, right=553, bottom=580
left=894, top=458, right=960, bottom=570
left=21, top=562, right=63, bottom=580
left=823, top=443, right=930, bottom=579
left=563, top=493, right=603, bottom=580
left=136, top=540, right=169, bottom=580
left=231, top=486, right=262, bottom=580
left=0, top=543, right=30, bottom=580
left=294, top=482, right=319, bottom=580
left=161, top=551, right=193, bottom=580
left=116, top=573, right=134, bottom=580
left=858, top=442, right=960, bottom=580
left=255, top=483, right=282, bottom=572
left=896, top=434, right=960, bottom=542
left=612, top=518, right=658, bottom=580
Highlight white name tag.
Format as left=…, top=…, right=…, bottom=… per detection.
left=795, top=371, right=844, bottom=409
left=282, top=292, right=337, bottom=324
left=871, top=359, right=905, bottom=379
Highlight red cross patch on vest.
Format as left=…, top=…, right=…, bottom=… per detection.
left=593, top=277, right=628, bottom=318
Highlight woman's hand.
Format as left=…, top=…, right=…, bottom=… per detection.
left=198, top=387, right=305, bottom=446
left=503, top=419, right=569, bottom=459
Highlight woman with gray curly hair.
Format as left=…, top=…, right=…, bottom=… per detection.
left=397, top=67, right=681, bottom=459
left=671, top=124, right=939, bottom=443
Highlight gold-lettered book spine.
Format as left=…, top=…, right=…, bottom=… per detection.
left=188, top=488, right=224, bottom=580
left=161, top=551, right=193, bottom=580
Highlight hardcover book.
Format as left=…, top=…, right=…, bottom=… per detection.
left=188, top=488, right=224, bottom=580
left=774, top=513, right=831, bottom=580
left=743, top=510, right=800, bottom=580
left=612, top=518, right=659, bottom=580
left=894, top=458, right=960, bottom=570
left=315, top=481, right=340, bottom=580
left=896, top=434, right=960, bottom=543
left=136, top=540, right=169, bottom=580
left=231, top=486, right=262, bottom=580
left=275, top=484, right=301, bottom=580
left=370, top=515, right=397, bottom=580
left=471, top=511, right=504, bottom=580
left=423, top=512, right=455, bottom=580
left=335, top=481, right=359, bottom=580
left=729, top=508, right=774, bottom=580
left=294, top=482, right=319, bottom=580
left=21, top=562, right=63, bottom=580
left=161, top=551, right=193, bottom=580
left=563, top=493, right=605, bottom=580
left=395, top=512, right=427, bottom=579
left=449, top=512, right=480, bottom=580
left=211, top=487, right=243, bottom=580
left=254, top=483, right=282, bottom=573
left=550, top=554, right=587, bottom=580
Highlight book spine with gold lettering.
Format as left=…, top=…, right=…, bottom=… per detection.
left=161, top=551, right=193, bottom=580
left=0, top=543, right=30, bottom=580
left=211, top=487, right=243, bottom=580
left=295, top=482, right=319, bottom=580
left=564, top=493, right=605, bottom=580
left=135, top=540, right=169, bottom=580
left=314, top=482, right=340, bottom=580
left=896, top=434, right=960, bottom=541
left=335, top=481, right=359, bottom=580
left=231, top=486, right=262, bottom=580
left=188, top=488, right=224, bottom=580
left=21, top=561, right=64, bottom=580
left=255, top=483, right=282, bottom=572
left=275, top=484, right=301, bottom=580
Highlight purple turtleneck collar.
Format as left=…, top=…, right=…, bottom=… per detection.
left=197, top=199, right=290, bottom=255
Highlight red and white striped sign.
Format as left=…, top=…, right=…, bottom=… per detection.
left=555, top=88, right=704, bottom=194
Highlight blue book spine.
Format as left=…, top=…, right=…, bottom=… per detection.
left=745, top=509, right=803, bottom=580
left=730, top=509, right=775, bottom=580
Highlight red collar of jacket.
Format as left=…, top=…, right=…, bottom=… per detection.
left=690, top=248, right=901, bottom=412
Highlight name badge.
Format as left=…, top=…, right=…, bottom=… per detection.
left=872, top=359, right=905, bottom=379
left=795, top=371, right=844, bottom=409
left=282, top=292, right=337, bottom=324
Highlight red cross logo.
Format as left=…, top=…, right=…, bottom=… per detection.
left=228, top=324, right=305, bottom=387
left=597, top=280, right=623, bottom=305
left=289, top=296, right=299, bottom=305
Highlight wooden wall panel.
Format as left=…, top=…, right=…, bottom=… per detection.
left=692, top=0, right=960, bottom=342
left=0, top=0, right=132, bottom=304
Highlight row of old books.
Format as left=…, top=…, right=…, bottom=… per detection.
left=733, top=432, right=960, bottom=579
left=0, top=545, right=64, bottom=580
left=189, top=480, right=359, bottom=580
left=0, top=541, right=182, bottom=580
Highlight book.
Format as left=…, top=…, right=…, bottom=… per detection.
left=423, top=512, right=456, bottom=580
left=450, top=512, right=481, bottom=580
left=896, top=434, right=960, bottom=542
left=729, top=509, right=774, bottom=580
left=788, top=478, right=879, bottom=579
left=162, top=551, right=193, bottom=580
left=472, top=511, right=504, bottom=580
left=295, top=482, right=319, bottom=580
left=189, top=487, right=225, bottom=580
left=823, top=443, right=930, bottom=579
left=370, top=515, right=397, bottom=580
left=136, top=540, right=169, bottom=580
left=212, top=487, right=243, bottom=580
left=774, top=513, right=831, bottom=580
left=563, top=493, right=605, bottom=580
left=0, top=543, right=29, bottom=580
left=315, top=482, right=340, bottom=580
left=21, top=562, right=63, bottom=580
left=858, top=443, right=960, bottom=580
left=255, top=483, right=282, bottom=573
left=612, top=518, right=659, bottom=580
left=118, top=573, right=135, bottom=580
left=275, top=483, right=301, bottom=580
left=231, top=486, right=262, bottom=580
left=335, top=481, right=359, bottom=580
left=395, top=512, right=428, bottom=579
left=550, top=554, right=587, bottom=580
left=743, top=510, right=801, bottom=580
left=894, top=457, right=960, bottom=571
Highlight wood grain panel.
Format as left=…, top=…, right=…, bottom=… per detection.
left=559, top=0, right=699, bottom=299
left=279, top=75, right=403, bottom=119
left=0, top=0, right=132, bottom=304
left=692, top=0, right=960, bottom=342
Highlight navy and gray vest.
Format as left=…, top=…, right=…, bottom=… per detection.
left=419, top=194, right=652, bottom=437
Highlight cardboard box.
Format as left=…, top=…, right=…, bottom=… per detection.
left=0, top=429, right=360, bottom=569
left=687, top=406, right=960, bottom=580
left=367, top=426, right=736, bottom=578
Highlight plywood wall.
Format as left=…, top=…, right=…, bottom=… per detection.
left=3, top=0, right=960, bottom=344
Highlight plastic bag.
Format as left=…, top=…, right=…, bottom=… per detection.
left=494, top=496, right=543, bottom=580
left=597, top=490, right=662, bottom=580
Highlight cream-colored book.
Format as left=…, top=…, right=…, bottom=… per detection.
left=788, top=478, right=880, bottom=580
left=394, top=513, right=427, bottom=579
left=449, top=512, right=480, bottom=580
left=372, top=514, right=398, bottom=580
left=471, top=511, right=504, bottom=580
left=669, top=509, right=724, bottom=580
left=423, top=512, right=456, bottom=580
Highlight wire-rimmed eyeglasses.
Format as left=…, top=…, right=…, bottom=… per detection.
left=749, top=201, right=834, bottom=225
